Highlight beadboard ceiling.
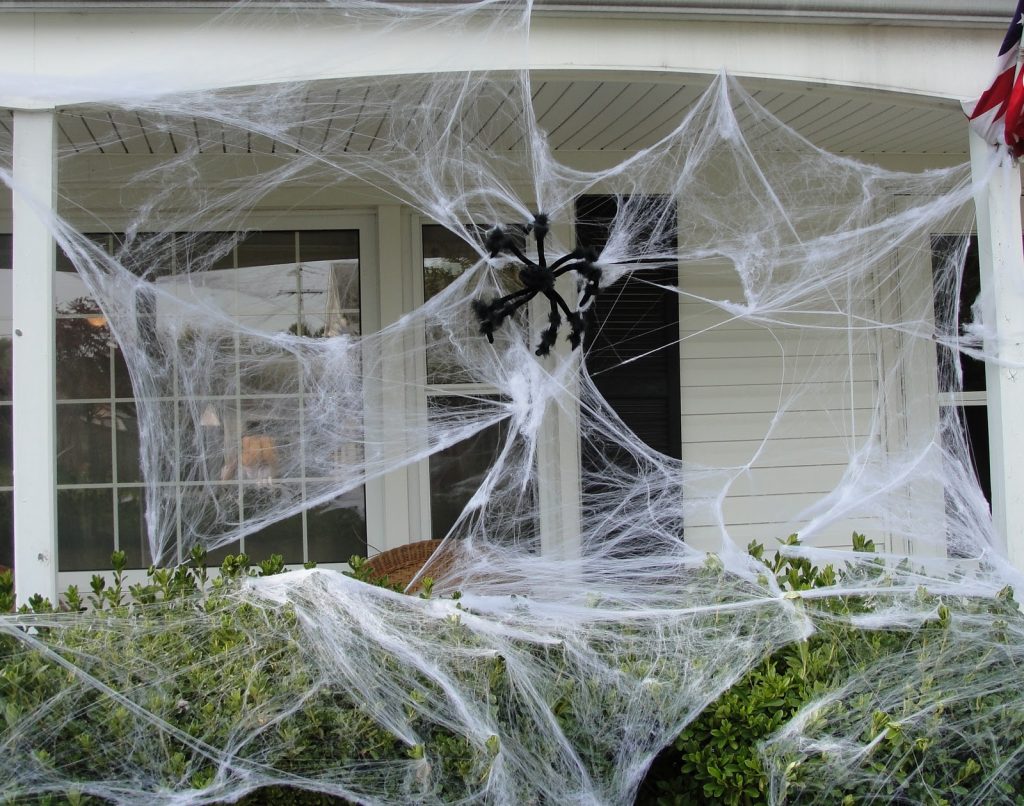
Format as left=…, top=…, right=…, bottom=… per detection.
left=0, top=76, right=968, bottom=161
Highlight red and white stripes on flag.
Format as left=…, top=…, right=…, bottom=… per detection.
left=966, top=0, right=1024, bottom=157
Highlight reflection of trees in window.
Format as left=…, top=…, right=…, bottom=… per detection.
left=57, top=298, right=114, bottom=399
left=424, top=258, right=475, bottom=301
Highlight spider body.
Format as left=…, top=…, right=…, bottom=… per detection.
left=472, top=213, right=602, bottom=356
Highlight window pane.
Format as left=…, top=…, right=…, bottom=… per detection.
left=218, top=402, right=297, bottom=483
left=0, top=492, right=11, bottom=572
left=298, top=230, right=359, bottom=263
left=113, top=232, right=173, bottom=279
left=58, top=488, right=114, bottom=571
left=423, top=224, right=478, bottom=301
left=57, top=318, right=112, bottom=399
left=237, top=231, right=295, bottom=268
left=180, top=488, right=241, bottom=565
left=428, top=397, right=505, bottom=540
left=0, top=405, right=11, bottom=487
left=57, top=403, right=113, bottom=484
left=115, top=402, right=142, bottom=484
left=422, top=225, right=518, bottom=384
left=300, top=260, right=361, bottom=338
left=932, top=235, right=986, bottom=394
left=246, top=520, right=304, bottom=565
left=237, top=334, right=300, bottom=394
left=113, top=343, right=134, bottom=399
left=175, top=231, right=237, bottom=273
left=117, top=489, right=153, bottom=569
left=56, top=234, right=108, bottom=315
left=307, top=489, right=366, bottom=563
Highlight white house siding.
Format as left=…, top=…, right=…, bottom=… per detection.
left=678, top=257, right=890, bottom=552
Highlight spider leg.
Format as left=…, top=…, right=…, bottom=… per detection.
left=550, top=261, right=602, bottom=318
left=494, top=289, right=536, bottom=319
left=489, top=285, right=535, bottom=309
left=549, top=287, right=588, bottom=351
left=551, top=260, right=586, bottom=278
left=503, top=242, right=538, bottom=270
left=548, top=249, right=583, bottom=273
left=472, top=287, right=537, bottom=343
left=535, top=289, right=562, bottom=356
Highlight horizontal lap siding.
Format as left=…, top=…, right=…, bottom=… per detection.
left=679, top=263, right=886, bottom=553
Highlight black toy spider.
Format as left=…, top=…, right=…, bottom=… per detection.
left=471, top=213, right=602, bottom=356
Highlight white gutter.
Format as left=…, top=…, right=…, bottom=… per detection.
left=0, top=0, right=1012, bottom=27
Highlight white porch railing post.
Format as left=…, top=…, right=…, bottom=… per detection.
left=12, top=109, right=59, bottom=604
left=969, top=129, right=1024, bottom=570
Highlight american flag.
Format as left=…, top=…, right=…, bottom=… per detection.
left=966, top=0, right=1024, bottom=157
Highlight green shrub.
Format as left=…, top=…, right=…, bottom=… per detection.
left=2, top=539, right=1021, bottom=805
left=0, top=549, right=593, bottom=804
left=640, top=535, right=1024, bottom=805
left=0, top=550, right=390, bottom=805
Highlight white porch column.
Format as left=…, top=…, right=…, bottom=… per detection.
left=375, top=204, right=414, bottom=550
left=11, top=109, right=58, bottom=604
left=536, top=220, right=582, bottom=560
left=969, top=130, right=1024, bottom=570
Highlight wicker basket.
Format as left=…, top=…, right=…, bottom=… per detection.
left=364, top=539, right=443, bottom=591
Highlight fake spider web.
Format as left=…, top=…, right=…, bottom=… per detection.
left=1, top=1, right=1023, bottom=803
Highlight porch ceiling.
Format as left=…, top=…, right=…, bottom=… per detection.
left=0, top=76, right=969, bottom=161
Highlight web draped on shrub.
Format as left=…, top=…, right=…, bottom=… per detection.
left=1, top=1, right=1023, bottom=803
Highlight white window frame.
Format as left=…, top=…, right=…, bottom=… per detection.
left=883, top=195, right=983, bottom=559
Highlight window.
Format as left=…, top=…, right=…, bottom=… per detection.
left=54, top=229, right=366, bottom=571
left=931, top=235, right=991, bottom=559
left=931, top=235, right=991, bottom=507
left=420, top=224, right=517, bottom=539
